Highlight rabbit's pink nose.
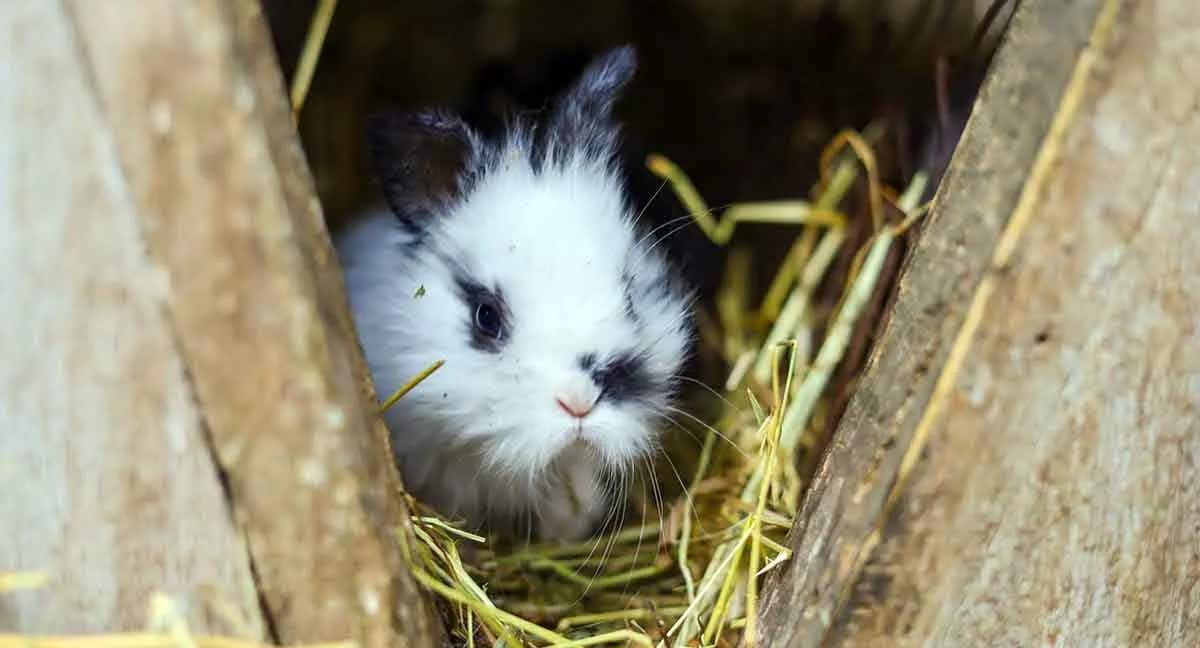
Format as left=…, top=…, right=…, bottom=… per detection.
left=557, top=397, right=593, bottom=419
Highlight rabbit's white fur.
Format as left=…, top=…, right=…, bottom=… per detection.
left=337, top=47, right=692, bottom=541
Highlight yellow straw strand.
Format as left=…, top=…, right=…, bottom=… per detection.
left=290, top=0, right=338, bottom=118
left=379, top=359, right=445, bottom=413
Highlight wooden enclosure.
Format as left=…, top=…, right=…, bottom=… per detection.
left=760, top=0, right=1200, bottom=645
left=2, top=1, right=439, bottom=646
left=2, top=0, right=1198, bottom=646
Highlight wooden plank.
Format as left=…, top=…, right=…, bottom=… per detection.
left=825, top=0, right=1200, bottom=643
left=756, top=1, right=1109, bottom=646
left=0, top=1, right=265, bottom=636
left=761, top=0, right=1200, bottom=644
left=2, top=2, right=442, bottom=646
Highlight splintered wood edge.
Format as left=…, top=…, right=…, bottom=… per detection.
left=755, top=1, right=1113, bottom=647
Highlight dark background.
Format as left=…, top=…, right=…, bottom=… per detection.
left=264, top=1, right=1007, bottom=222
left=263, top=0, right=1009, bottom=374
left=260, top=0, right=1012, bottom=482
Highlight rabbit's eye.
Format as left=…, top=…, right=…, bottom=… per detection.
left=474, top=302, right=503, bottom=340
left=455, top=275, right=508, bottom=353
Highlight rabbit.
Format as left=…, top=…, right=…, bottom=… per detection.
left=335, top=46, right=694, bottom=542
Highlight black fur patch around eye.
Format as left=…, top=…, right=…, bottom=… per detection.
left=592, top=353, right=655, bottom=403
left=454, top=275, right=510, bottom=353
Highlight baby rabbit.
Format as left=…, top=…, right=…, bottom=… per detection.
left=336, top=46, right=693, bottom=542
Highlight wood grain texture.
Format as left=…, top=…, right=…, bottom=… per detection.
left=760, top=0, right=1200, bottom=645
left=1, top=1, right=265, bottom=636
left=757, top=1, right=1107, bottom=646
left=2, top=2, right=441, bottom=646
left=827, top=0, right=1200, bottom=643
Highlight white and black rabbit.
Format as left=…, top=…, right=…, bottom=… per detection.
left=336, top=46, right=694, bottom=542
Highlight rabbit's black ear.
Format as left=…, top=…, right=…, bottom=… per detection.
left=367, top=110, right=482, bottom=230
left=540, top=45, right=637, bottom=163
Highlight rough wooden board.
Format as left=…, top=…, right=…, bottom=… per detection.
left=0, top=1, right=265, bottom=635
left=61, top=1, right=443, bottom=645
left=756, top=1, right=1107, bottom=646
left=2, top=1, right=441, bottom=645
left=827, top=0, right=1200, bottom=643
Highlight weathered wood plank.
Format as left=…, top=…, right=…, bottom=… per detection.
left=761, top=0, right=1200, bottom=645
left=0, top=1, right=265, bottom=636
left=757, top=0, right=1108, bottom=646
left=827, top=0, right=1200, bottom=643
left=2, top=2, right=441, bottom=646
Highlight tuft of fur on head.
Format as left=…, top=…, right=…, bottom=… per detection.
left=337, top=46, right=693, bottom=541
